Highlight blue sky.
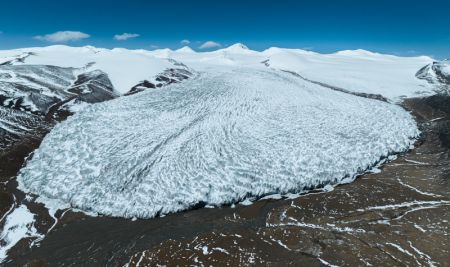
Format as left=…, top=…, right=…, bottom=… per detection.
left=0, top=0, right=449, bottom=58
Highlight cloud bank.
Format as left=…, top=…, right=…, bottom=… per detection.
left=114, top=33, right=140, bottom=41
left=181, top=39, right=190, bottom=45
left=199, top=41, right=222, bottom=49
left=34, top=31, right=90, bottom=42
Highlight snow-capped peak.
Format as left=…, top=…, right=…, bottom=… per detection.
left=176, top=46, right=195, bottom=53
left=335, top=49, right=381, bottom=57
left=229, top=43, right=249, bottom=49
left=220, top=43, right=250, bottom=52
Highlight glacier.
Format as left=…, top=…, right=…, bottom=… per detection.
left=17, top=67, right=419, bottom=218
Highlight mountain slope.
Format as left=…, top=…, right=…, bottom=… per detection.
left=416, top=59, right=450, bottom=93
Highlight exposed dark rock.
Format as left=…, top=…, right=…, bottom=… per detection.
left=125, top=68, right=194, bottom=96
left=281, top=69, right=388, bottom=102
left=0, top=52, right=35, bottom=66
left=67, top=69, right=117, bottom=103
left=416, top=60, right=450, bottom=94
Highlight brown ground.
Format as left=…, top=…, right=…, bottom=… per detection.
left=1, top=96, right=449, bottom=266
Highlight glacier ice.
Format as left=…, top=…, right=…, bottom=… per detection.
left=17, top=67, right=419, bottom=218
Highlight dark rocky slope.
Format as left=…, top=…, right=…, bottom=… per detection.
left=416, top=60, right=450, bottom=93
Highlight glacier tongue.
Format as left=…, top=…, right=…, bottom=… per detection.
left=17, top=67, right=419, bottom=218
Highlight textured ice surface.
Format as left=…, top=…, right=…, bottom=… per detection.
left=18, top=68, right=419, bottom=218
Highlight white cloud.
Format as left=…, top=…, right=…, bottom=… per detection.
left=181, top=39, right=190, bottom=45
left=114, top=33, right=140, bottom=41
left=34, top=31, right=90, bottom=42
left=199, top=41, right=222, bottom=49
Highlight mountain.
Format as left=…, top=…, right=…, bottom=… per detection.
left=218, top=43, right=251, bottom=53
left=175, top=46, right=196, bottom=53
left=260, top=48, right=434, bottom=102
left=416, top=60, right=450, bottom=91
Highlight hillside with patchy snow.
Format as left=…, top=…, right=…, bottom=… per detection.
left=1, top=46, right=194, bottom=94
left=416, top=59, right=450, bottom=93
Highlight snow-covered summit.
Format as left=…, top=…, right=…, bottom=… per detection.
left=176, top=46, right=196, bottom=53
left=219, top=43, right=250, bottom=52
left=334, top=49, right=384, bottom=57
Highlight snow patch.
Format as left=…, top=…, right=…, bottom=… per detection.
left=0, top=205, right=43, bottom=263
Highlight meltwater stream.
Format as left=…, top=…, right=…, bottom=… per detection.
left=17, top=67, right=418, bottom=218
